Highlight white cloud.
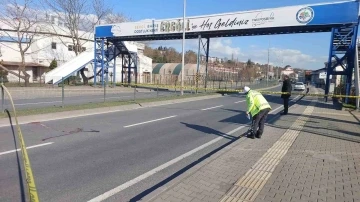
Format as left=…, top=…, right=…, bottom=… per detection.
left=223, top=39, right=231, bottom=45
left=239, top=47, right=325, bottom=69
left=209, top=38, right=242, bottom=58
left=149, top=38, right=242, bottom=58
left=148, top=39, right=325, bottom=69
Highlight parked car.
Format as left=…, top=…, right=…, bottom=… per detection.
left=294, top=82, right=305, bottom=91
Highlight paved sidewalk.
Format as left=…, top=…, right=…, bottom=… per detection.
left=143, top=88, right=360, bottom=202
left=254, top=93, right=360, bottom=202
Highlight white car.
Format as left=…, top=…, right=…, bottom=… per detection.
left=294, top=82, right=305, bottom=91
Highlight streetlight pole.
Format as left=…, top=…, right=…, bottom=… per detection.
left=181, top=0, right=186, bottom=95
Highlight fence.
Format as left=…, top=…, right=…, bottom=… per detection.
left=0, top=75, right=279, bottom=113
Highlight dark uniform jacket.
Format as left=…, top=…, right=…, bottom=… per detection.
left=281, top=79, right=292, bottom=99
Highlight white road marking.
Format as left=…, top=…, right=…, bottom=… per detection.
left=290, top=94, right=301, bottom=102
left=0, top=142, right=54, bottom=156
left=234, top=100, right=245, bottom=103
left=87, top=125, right=246, bottom=202
left=201, top=105, right=224, bottom=111
left=270, top=105, right=284, bottom=113
left=123, top=115, right=177, bottom=128
left=269, top=95, right=301, bottom=113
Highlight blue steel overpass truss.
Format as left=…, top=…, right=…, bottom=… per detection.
left=94, top=38, right=137, bottom=86
left=94, top=0, right=360, bottom=100
left=325, top=24, right=359, bottom=102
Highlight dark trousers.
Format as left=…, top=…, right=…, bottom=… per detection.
left=283, top=97, right=289, bottom=114
left=251, top=108, right=270, bottom=136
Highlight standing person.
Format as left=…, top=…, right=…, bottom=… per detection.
left=281, top=75, right=292, bottom=115
left=306, top=81, right=310, bottom=94
left=244, top=86, right=272, bottom=139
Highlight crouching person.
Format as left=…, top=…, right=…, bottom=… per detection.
left=244, top=86, right=272, bottom=139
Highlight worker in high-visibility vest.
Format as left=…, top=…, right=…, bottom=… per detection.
left=244, top=86, right=272, bottom=139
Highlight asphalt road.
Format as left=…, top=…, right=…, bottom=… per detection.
left=3, top=90, right=183, bottom=110
left=0, top=86, right=301, bottom=202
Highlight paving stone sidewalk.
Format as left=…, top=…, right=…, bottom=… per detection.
left=144, top=98, right=309, bottom=202
left=254, top=93, right=360, bottom=202
left=145, top=88, right=360, bottom=202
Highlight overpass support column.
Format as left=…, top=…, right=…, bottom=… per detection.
left=101, top=39, right=105, bottom=87
left=325, top=28, right=335, bottom=102
left=354, top=42, right=359, bottom=109
left=113, top=45, right=117, bottom=87
left=201, top=37, right=210, bottom=90
left=196, top=34, right=201, bottom=92
left=94, top=38, right=105, bottom=87
left=325, top=26, right=358, bottom=103
left=128, top=54, right=131, bottom=84
left=94, top=39, right=97, bottom=87
left=121, top=55, right=124, bottom=84
left=135, top=54, right=138, bottom=84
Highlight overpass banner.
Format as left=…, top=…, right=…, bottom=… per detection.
left=95, top=1, right=359, bottom=38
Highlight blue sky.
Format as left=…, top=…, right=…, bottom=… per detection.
left=108, top=0, right=354, bottom=70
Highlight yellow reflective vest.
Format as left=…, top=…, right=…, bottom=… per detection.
left=246, top=90, right=272, bottom=117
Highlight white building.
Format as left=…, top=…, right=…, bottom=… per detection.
left=200, top=55, right=224, bottom=63
left=281, top=65, right=295, bottom=76
left=0, top=12, right=152, bottom=84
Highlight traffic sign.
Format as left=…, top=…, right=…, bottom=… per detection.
left=319, top=72, right=332, bottom=79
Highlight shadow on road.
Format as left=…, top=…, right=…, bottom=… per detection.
left=266, top=123, right=360, bottom=143
left=180, top=122, right=237, bottom=140
left=128, top=130, right=249, bottom=202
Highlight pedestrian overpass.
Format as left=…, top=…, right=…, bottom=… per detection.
left=94, top=0, right=359, bottom=101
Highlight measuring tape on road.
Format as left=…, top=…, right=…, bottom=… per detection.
left=1, top=84, right=40, bottom=202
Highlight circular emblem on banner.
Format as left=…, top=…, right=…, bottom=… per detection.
left=296, top=7, right=314, bottom=24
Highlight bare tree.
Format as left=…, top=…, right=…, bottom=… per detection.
left=103, top=12, right=129, bottom=24
left=43, top=0, right=112, bottom=85
left=0, top=0, right=44, bottom=86
left=245, top=59, right=255, bottom=82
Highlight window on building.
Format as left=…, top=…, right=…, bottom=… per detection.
left=51, top=42, right=56, bottom=49
left=58, top=18, right=64, bottom=27
left=68, top=45, right=73, bottom=51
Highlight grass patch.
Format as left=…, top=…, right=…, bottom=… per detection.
left=342, top=103, right=356, bottom=109
left=0, top=92, right=217, bottom=119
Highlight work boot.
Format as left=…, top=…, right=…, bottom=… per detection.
left=255, top=131, right=262, bottom=139
left=247, top=131, right=255, bottom=139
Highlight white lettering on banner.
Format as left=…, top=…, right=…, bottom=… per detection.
left=108, top=5, right=312, bottom=37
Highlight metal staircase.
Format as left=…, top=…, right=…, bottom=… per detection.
left=94, top=40, right=138, bottom=86
left=325, top=25, right=359, bottom=103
